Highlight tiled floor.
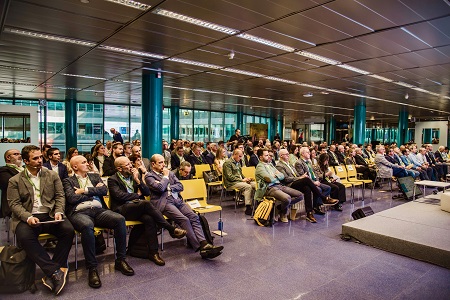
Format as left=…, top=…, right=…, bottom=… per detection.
left=2, top=186, right=450, bottom=300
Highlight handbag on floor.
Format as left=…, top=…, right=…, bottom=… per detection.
left=0, top=245, right=36, bottom=294
left=253, top=198, right=275, bottom=227
left=127, top=224, right=149, bottom=259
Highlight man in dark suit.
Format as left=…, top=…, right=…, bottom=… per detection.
left=426, top=144, right=446, bottom=179
left=204, top=143, right=217, bottom=165
left=63, top=155, right=134, bottom=288
left=336, top=145, right=346, bottom=165
left=108, top=156, right=186, bottom=266
left=145, top=154, right=223, bottom=259
left=174, top=161, right=193, bottom=180
left=110, top=128, right=124, bottom=144
left=43, top=148, right=69, bottom=181
left=188, top=144, right=206, bottom=176
left=327, top=145, right=340, bottom=166
left=0, top=149, right=23, bottom=218
left=248, top=146, right=260, bottom=167
left=7, top=145, right=74, bottom=295
left=171, top=146, right=188, bottom=171
left=102, top=143, right=123, bottom=176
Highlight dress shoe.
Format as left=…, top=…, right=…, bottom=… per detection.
left=88, top=268, right=101, bottom=288
left=313, top=207, right=325, bottom=215
left=244, top=205, right=252, bottom=216
left=200, top=244, right=224, bottom=259
left=333, top=204, right=343, bottom=211
left=323, top=197, right=339, bottom=205
left=114, top=259, right=135, bottom=276
left=51, top=267, right=68, bottom=295
left=170, top=228, right=187, bottom=239
left=149, top=253, right=165, bottom=266
left=279, top=213, right=289, bottom=223
left=306, top=212, right=317, bottom=223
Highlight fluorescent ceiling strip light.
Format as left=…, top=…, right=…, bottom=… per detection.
left=61, top=73, right=107, bottom=80
left=0, top=80, right=37, bottom=86
left=296, top=51, right=340, bottom=65
left=412, top=88, right=441, bottom=96
left=237, top=33, right=295, bottom=52
left=153, top=9, right=238, bottom=35
left=111, top=79, right=140, bottom=84
left=225, top=93, right=251, bottom=98
left=99, top=45, right=167, bottom=59
left=264, top=76, right=297, bottom=85
left=368, top=74, right=393, bottom=82
left=167, top=57, right=221, bottom=69
left=396, top=81, right=416, bottom=88
left=104, top=0, right=151, bottom=10
left=222, top=68, right=263, bottom=77
left=337, top=64, right=370, bottom=75
left=6, top=27, right=96, bottom=47
left=0, top=65, right=54, bottom=74
left=323, top=6, right=374, bottom=32
left=400, top=27, right=433, bottom=48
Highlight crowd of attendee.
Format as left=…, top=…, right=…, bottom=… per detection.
left=1, top=126, right=450, bottom=295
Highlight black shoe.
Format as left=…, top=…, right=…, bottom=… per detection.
left=313, top=207, right=325, bottom=215
left=170, top=228, right=187, bottom=239
left=333, top=204, right=343, bottom=212
left=200, top=244, right=224, bottom=259
left=114, top=260, right=134, bottom=276
left=244, top=205, right=252, bottom=216
left=149, top=253, right=165, bottom=266
left=51, top=268, right=68, bottom=295
left=88, top=268, right=101, bottom=288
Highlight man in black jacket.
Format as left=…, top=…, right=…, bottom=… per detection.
left=102, top=143, right=123, bottom=176
left=63, top=155, right=133, bottom=288
left=0, top=149, right=22, bottom=218
left=43, top=148, right=69, bottom=181
left=108, top=157, right=186, bottom=266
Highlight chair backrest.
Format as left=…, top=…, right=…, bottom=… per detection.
left=241, top=166, right=256, bottom=180
left=346, top=164, right=358, bottom=178
left=194, top=164, right=212, bottom=178
left=334, top=165, right=348, bottom=180
left=180, top=179, right=208, bottom=206
left=103, top=195, right=110, bottom=209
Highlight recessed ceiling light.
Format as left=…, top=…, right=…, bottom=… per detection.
left=303, top=92, right=313, bottom=97
left=321, top=91, right=329, bottom=95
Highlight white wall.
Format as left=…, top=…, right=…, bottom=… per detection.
left=0, top=105, right=39, bottom=166
left=414, top=121, right=448, bottom=152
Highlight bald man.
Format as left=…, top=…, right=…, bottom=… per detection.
left=63, top=155, right=134, bottom=288
left=0, top=149, right=23, bottom=218
left=145, top=154, right=224, bottom=259
left=108, top=156, right=186, bottom=266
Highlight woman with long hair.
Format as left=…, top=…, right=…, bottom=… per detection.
left=288, top=145, right=298, bottom=166
left=214, top=147, right=227, bottom=177
left=92, top=143, right=106, bottom=176
left=317, top=153, right=346, bottom=211
left=63, top=147, right=79, bottom=176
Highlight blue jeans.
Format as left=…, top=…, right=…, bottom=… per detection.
left=68, top=207, right=126, bottom=269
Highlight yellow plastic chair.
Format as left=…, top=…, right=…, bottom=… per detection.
left=179, top=179, right=223, bottom=237
left=193, top=164, right=212, bottom=179
left=346, top=164, right=373, bottom=199
left=241, top=166, right=256, bottom=181
left=329, top=166, right=356, bottom=203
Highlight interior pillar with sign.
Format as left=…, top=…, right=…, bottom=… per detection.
left=397, top=109, right=409, bottom=146
left=142, top=70, right=163, bottom=159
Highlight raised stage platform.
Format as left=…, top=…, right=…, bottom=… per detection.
left=342, top=196, right=450, bottom=269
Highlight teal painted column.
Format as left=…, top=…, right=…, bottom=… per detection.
left=277, top=117, right=284, bottom=140
left=64, top=98, right=77, bottom=151
left=397, top=110, right=408, bottom=146
left=170, top=105, right=179, bottom=140
left=423, top=128, right=432, bottom=144
left=236, top=110, right=244, bottom=134
left=142, top=70, right=163, bottom=159
left=353, top=99, right=366, bottom=145
left=327, top=116, right=336, bottom=144
left=268, top=117, right=276, bottom=141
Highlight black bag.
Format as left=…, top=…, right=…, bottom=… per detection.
left=95, top=232, right=106, bottom=255
left=127, top=224, right=149, bottom=259
left=0, top=245, right=36, bottom=294
left=198, top=213, right=214, bottom=245
left=203, top=170, right=219, bottom=184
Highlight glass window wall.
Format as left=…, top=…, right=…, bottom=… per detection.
left=211, top=112, right=224, bottom=142
left=105, top=104, right=130, bottom=143
left=194, top=110, right=209, bottom=142
left=179, top=109, right=193, bottom=141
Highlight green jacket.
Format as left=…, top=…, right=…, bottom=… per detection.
left=222, top=159, right=244, bottom=189
left=254, top=162, right=285, bottom=201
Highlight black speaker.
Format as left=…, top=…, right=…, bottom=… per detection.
left=351, top=206, right=374, bottom=220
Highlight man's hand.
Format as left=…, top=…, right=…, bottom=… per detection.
left=131, top=168, right=140, bottom=184
left=27, top=216, right=40, bottom=227
left=55, top=213, right=63, bottom=221
left=74, top=187, right=85, bottom=194
left=314, top=181, right=321, bottom=186
left=96, top=182, right=105, bottom=187
left=162, top=168, right=170, bottom=177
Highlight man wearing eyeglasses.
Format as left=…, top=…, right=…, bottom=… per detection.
left=0, top=149, right=23, bottom=218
